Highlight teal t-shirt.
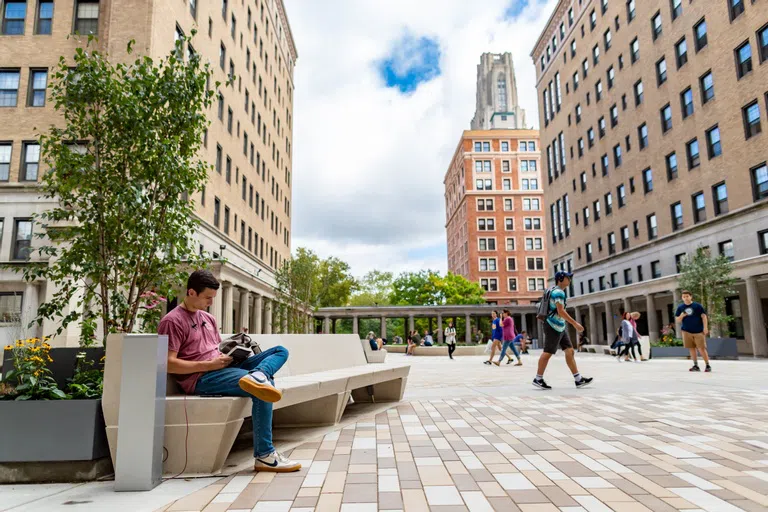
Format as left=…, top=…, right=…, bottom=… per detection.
left=547, top=287, right=567, bottom=332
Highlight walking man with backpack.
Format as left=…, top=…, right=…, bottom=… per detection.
left=533, top=271, right=593, bottom=390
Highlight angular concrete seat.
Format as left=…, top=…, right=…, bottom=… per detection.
left=103, top=333, right=410, bottom=476
left=360, top=338, right=388, bottom=363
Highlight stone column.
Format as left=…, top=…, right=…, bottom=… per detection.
left=605, top=302, right=615, bottom=344
left=408, top=315, right=414, bottom=333
left=673, top=288, right=681, bottom=310
left=322, top=315, right=330, bottom=334
left=380, top=316, right=387, bottom=339
left=574, top=307, right=583, bottom=330
left=307, top=314, right=312, bottom=334
left=282, top=305, right=288, bottom=333
left=211, top=284, right=223, bottom=330
left=264, top=299, right=273, bottom=334
left=588, top=303, right=597, bottom=344
left=746, top=276, right=768, bottom=357
left=623, top=297, right=631, bottom=315
left=646, top=294, right=659, bottom=342
left=465, top=313, right=471, bottom=344
left=437, top=314, right=444, bottom=344
left=222, top=282, right=234, bottom=334
left=521, top=313, right=528, bottom=334
left=251, top=294, right=263, bottom=334
left=239, top=289, right=250, bottom=333
left=352, top=315, right=359, bottom=335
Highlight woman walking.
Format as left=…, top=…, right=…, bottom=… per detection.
left=630, top=311, right=643, bottom=361
left=444, top=321, right=457, bottom=359
left=494, top=310, right=523, bottom=366
left=485, top=311, right=503, bottom=365
left=617, top=312, right=636, bottom=361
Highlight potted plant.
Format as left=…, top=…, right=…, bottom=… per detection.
left=0, top=339, right=108, bottom=463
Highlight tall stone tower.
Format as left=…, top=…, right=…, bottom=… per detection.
left=470, top=53, right=527, bottom=130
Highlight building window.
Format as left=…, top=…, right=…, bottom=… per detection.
left=675, top=253, right=687, bottom=273
left=477, top=218, right=495, bottom=231
left=692, top=192, right=706, bottom=223
left=2, top=0, right=26, bottom=35
left=647, top=213, right=658, bottom=240
left=651, top=260, right=661, bottom=278
left=523, top=198, right=539, bottom=211
left=627, top=0, right=636, bottom=22
left=502, top=178, right=511, bottom=191
left=501, top=141, right=509, bottom=152
left=479, top=238, right=496, bottom=251
left=660, top=104, right=672, bottom=133
left=586, top=242, right=593, bottom=263
left=608, top=232, right=616, bottom=254
left=706, top=125, right=722, bottom=158
left=735, top=41, right=753, bottom=79
left=651, top=11, right=662, bottom=40
left=671, top=202, right=683, bottom=231
left=527, top=257, right=544, bottom=271
left=479, top=258, right=497, bottom=272
left=505, top=218, right=514, bottom=231
left=12, top=219, right=32, bottom=260
left=508, top=278, right=518, bottom=291
left=588, top=279, right=594, bottom=293
left=613, top=144, right=622, bottom=167
left=713, top=182, right=728, bottom=215
left=759, top=230, right=768, bottom=254
left=630, top=38, right=639, bottom=63
left=633, top=220, right=640, bottom=237
left=665, top=152, right=678, bottom=181
left=700, top=71, right=714, bottom=104
left=617, top=184, right=626, bottom=207
left=0, top=142, right=10, bottom=181
left=637, top=265, right=644, bottom=282
left=671, top=0, right=682, bottom=19
left=729, top=0, right=745, bottom=21
left=743, top=101, right=761, bottom=139
left=694, top=18, right=708, bottom=52
left=21, top=142, right=39, bottom=181
left=27, top=69, right=47, bottom=107
left=718, top=240, right=734, bottom=261
left=35, top=0, right=53, bottom=34
left=605, top=192, right=613, bottom=215
left=656, top=57, right=667, bottom=85
left=638, top=123, right=648, bottom=149
left=74, top=0, right=99, bottom=35
left=583, top=207, right=590, bottom=226
left=590, top=9, right=596, bottom=29
left=223, top=206, right=230, bottom=234
left=225, top=156, right=231, bottom=183
left=681, top=87, right=694, bottom=119
left=621, top=226, right=630, bottom=249
left=525, top=237, right=543, bottom=251
left=227, top=107, right=233, bottom=133
left=506, top=237, right=515, bottom=251
left=0, top=69, right=20, bottom=107
left=624, top=268, right=633, bottom=284
left=524, top=218, right=541, bottom=230
left=752, top=163, right=768, bottom=201
left=759, top=24, right=768, bottom=62
left=634, top=79, right=643, bottom=105
left=599, top=276, right=605, bottom=290
left=504, top=198, right=513, bottom=211
left=610, top=105, right=618, bottom=127
left=687, top=138, right=700, bottom=169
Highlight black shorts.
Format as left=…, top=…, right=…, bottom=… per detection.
left=543, top=321, right=573, bottom=354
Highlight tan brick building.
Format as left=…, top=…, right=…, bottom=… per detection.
left=0, top=0, right=303, bottom=345
left=532, top=0, right=768, bottom=354
left=445, top=130, right=547, bottom=308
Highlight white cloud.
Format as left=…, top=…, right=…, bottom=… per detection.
left=286, top=0, right=557, bottom=277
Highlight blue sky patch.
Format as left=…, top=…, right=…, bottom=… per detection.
left=378, top=34, right=441, bottom=94
left=504, top=0, right=530, bottom=19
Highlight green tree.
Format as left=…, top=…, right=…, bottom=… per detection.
left=390, top=270, right=443, bottom=306
left=15, top=36, right=213, bottom=344
left=678, top=246, right=737, bottom=337
left=316, top=257, right=357, bottom=308
left=439, top=273, right=486, bottom=305
left=274, top=247, right=320, bottom=333
left=349, top=270, right=393, bottom=306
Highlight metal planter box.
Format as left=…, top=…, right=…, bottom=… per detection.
left=0, top=398, right=109, bottom=462
left=650, top=337, right=739, bottom=360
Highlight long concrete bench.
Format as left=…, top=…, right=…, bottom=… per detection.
left=360, top=338, right=387, bottom=363
left=102, top=334, right=410, bottom=476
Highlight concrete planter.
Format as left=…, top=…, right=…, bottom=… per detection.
left=650, top=337, right=739, bottom=360
left=0, top=399, right=109, bottom=462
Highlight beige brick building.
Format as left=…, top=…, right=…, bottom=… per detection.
left=532, top=0, right=768, bottom=354
left=0, top=0, right=304, bottom=345
left=445, top=129, right=547, bottom=312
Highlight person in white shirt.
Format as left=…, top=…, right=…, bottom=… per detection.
left=444, top=321, right=457, bottom=359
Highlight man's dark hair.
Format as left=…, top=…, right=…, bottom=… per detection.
left=502, top=309, right=510, bottom=316
left=681, top=290, right=692, bottom=296
left=521, top=330, right=527, bottom=334
left=187, top=269, right=220, bottom=294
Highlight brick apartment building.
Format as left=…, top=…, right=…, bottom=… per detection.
left=445, top=129, right=546, bottom=304
left=532, top=0, right=768, bottom=354
left=0, top=0, right=300, bottom=344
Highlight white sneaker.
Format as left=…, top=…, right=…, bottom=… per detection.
left=254, top=451, right=301, bottom=472
left=239, top=371, right=282, bottom=403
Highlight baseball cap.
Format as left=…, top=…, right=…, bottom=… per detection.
left=555, top=271, right=573, bottom=282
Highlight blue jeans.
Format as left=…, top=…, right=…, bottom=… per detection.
left=195, top=346, right=288, bottom=458
left=498, top=340, right=521, bottom=362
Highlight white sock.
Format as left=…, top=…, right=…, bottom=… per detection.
left=573, top=373, right=581, bottom=382
left=535, top=374, right=543, bottom=380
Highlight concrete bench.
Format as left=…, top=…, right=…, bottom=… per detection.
left=360, top=338, right=387, bottom=363
left=386, top=345, right=488, bottom=356
left=103, top=334, right=410, bottom=476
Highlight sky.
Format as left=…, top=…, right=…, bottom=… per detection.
left=285, top=0, right=557, bottom=279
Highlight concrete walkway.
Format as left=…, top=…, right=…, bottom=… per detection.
left=3, top=352, right=768, bottom=512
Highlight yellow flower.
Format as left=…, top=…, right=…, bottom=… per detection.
left=15, top=340, right=23, bottom=347
left=4, top=345, right=11, bottom=350
left=47, top=357, right=53, bottom=363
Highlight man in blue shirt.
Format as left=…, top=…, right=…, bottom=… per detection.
left=675, top=290, right=710, bottom=372
left=533, top=271, right=593, bottom=390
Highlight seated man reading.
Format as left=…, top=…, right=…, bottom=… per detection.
left=158, top=270, right=300, bottom=473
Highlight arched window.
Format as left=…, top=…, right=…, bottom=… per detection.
left=497, top=75, right=508, bottom=111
